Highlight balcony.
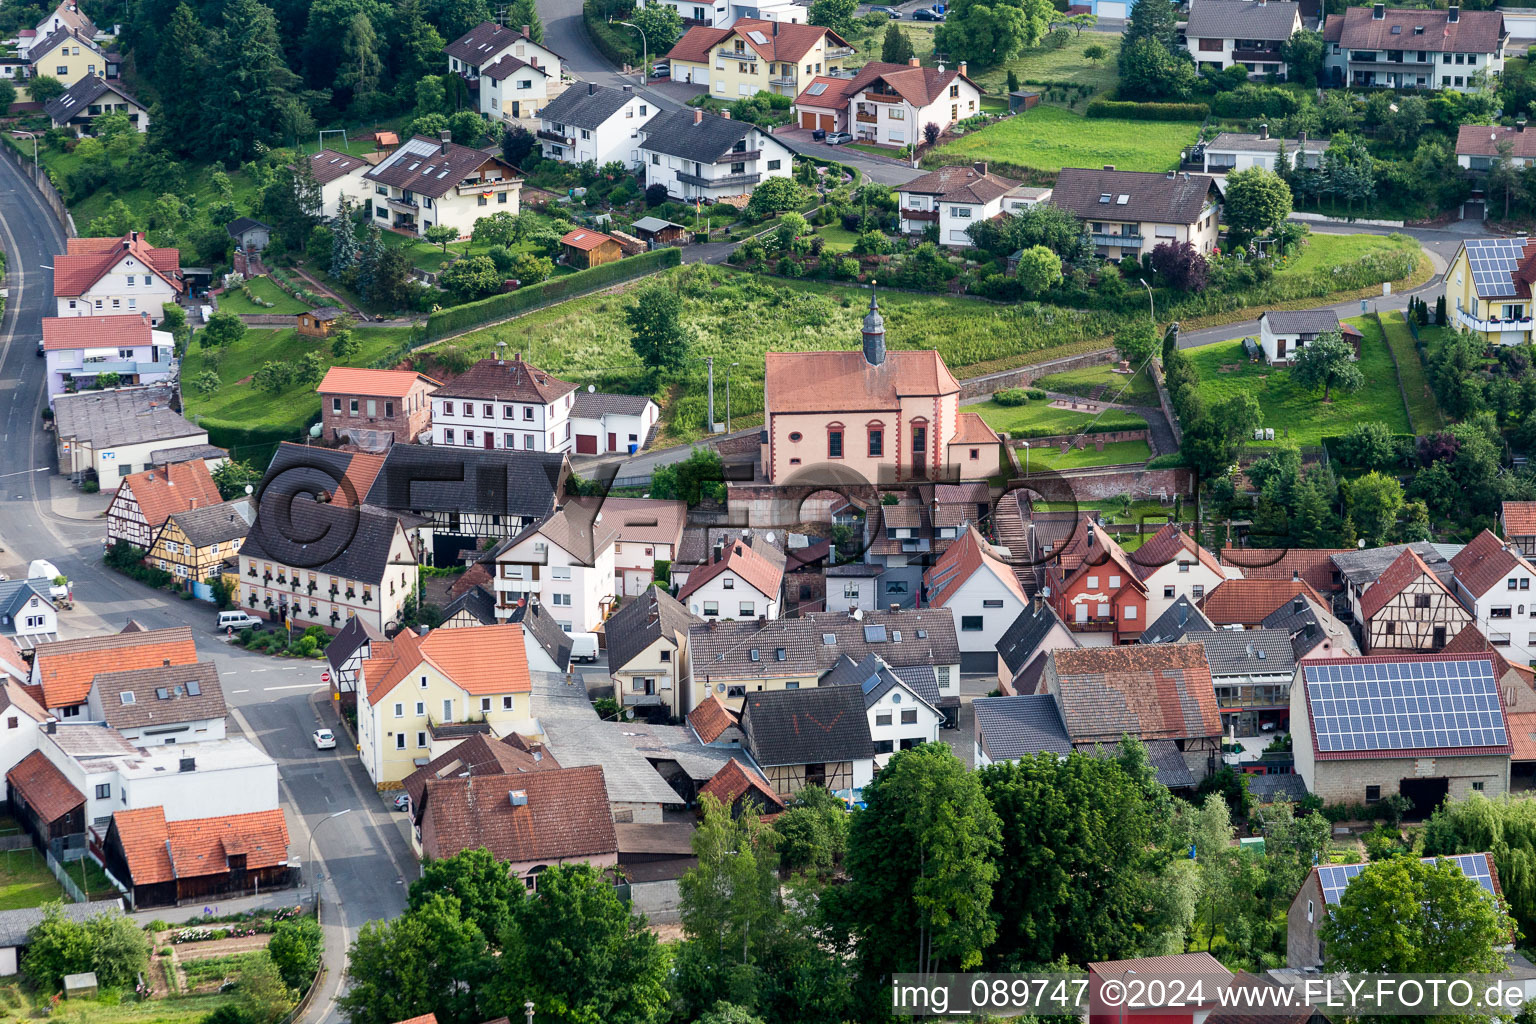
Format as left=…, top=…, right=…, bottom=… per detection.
left=537, top=128, right=572, bottom=145
left=770, top=75, right=796, bottom=86
left=1217, top=690, right=1291, bottom=710
left=855, top=111, right=878, bottom=124
left=1232, top=48, right=1282, bottom=62
left=455, top=177, right=522, bottom=196
left=826, top=45, right=855, bottom=58
left=861, top=91, right=904, bottom=103
left=1458, top=308, right=1533, bottom=338
left=902, top=208, right=939, bottom=222
left=676, top=170, right=761, bottom=188
left=1069, top=616, right=1119, bottom=632
left=1091, top=232, right=1144, bottom=247
left=385, top=195, right=419, bottom=211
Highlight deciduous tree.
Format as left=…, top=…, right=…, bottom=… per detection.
left=1013, top=245, right=1062, bottom=296
left=339, top=894, right=493, bottom=1024
left=626, top=283, right=690, bottom=370
left=1342, top=470, right=1405, bottom=547
left=200, top=311, right=248, bottom=348
left=1291, top=330, right=1363, bottom=401
left=934, top=0, right=1052, bottom=66
left=631, top=0, right=684, bottom=49
left=439, top=253, right=502, bottom=302
left=808, top=0, right=857, bottom=37
left=1223, top=166, right=1293, bottom=238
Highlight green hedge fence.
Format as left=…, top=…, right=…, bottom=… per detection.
left=1085, top=99, right=1209, bottom=121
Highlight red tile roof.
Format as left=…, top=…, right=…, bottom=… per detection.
left=318, top=367, right=439, bottom=399
left=792, top=74, right=859, bottom=110
left=1450, top=529, right=1530, bottom=599
left=1442, top=623, right=1517, bottom=682
left=687, top=694, right=738, bottom=744
left=1201, top=578, right=1325, bottom=626
left=390, top=1017, right=438, bottom=1024
left=421, top=765, right=617, bottom=864
left=113, top=460, right=223, bottom=532
left=113, top=806, right=291, bottom=885
left=1219, top=546, right=1348, bottom=593
left=1131, top=524, right=1225, bottom=581
left=765, top=348, right=960, bottom=414
left=925, top=526, right=1026, bottom=608
left=951, top=411, right=1001, bottom=446
left=1506, top=501, right=1536, bottom=538
left=898, top=163, right=1021, bottom=205
left=1507, top=710, right=1536, bottom=761
left=6, top=751, right=83, bottom=823
left=1049, top=517, right=1148, bottom=598
left=365, top=624, right=531, bottom=705
left=843, top=59, right=972, bottom=108
left=54, top=233, right=183, bottom=298
left=30, top=626, right=197, bottom=709
left=41, top=314, right=154, bottom=351
left=561, top=228, right=615, bottom=252
left=1049, top=643, right=1220, bottom=744
left=667, top=18, right=850, bottom=65
left=676, top=539, right=784, bottom=604
left=697, top=757, right=784, bottom=811
left=1360, top=546, right=1454, bottom=621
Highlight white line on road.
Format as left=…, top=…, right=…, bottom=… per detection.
left=231, top=689, right=250, bottom=694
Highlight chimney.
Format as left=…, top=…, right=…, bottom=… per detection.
left=1167, top=170, right=1176, bottom=179
left=1520, top=119, right=1528, bottom=133
left=1259, top=123, right=1269, bottom=140
left=1372, top=2, right=1385, bottom=17
left=1103, top=164, right=1115, bottom=171
left=509, top=789, right=528, bottom=807
left=1298, top=130, right=1307, bottom=146
left=721, top=109, right=730, bottom=119
left=972, top=161, right=987, bottom=176
left=588, top=82, right=596, bottom=95
left=522, top=23, right=530, bottom=36
left=889, top=603, right=900, bottom=613
left=908, top=55, right=920, bottom=67
left=958, top=61, right=967, bottom=78
left=46, top=720, right=55, bottom=735
left=861, top=287, right=886, bottom=367
left=1449, top=4, right=1459, bottom=21
left=439, top=129, right=451, bottom=154
left=1292, top=570, right=1300, bottom=581
left=694, top=108, right=703, bottom=124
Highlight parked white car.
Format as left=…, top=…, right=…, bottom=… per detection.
left=313, top=728, right=337, bottom=750
left=27, top=560, right=67, bottom=599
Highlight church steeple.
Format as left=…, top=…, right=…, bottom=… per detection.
left=862, top=285, right=885, bottom=367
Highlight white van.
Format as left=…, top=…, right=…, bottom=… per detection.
left=568, top=632, right=600, bottom=663
left=27, top=560, right=68, bottom=599
left=216, top=611, right=264, bottom=632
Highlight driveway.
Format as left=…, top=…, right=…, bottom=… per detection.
left=776, top=128, right=925, bottom=186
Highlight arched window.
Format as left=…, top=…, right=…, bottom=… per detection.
left=826, top=422, right=845, bottom=459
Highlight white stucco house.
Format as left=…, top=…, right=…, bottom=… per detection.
left=363, top=133, right=523, bottom=240
left=489, top=502, right=618, bottom=633
left=895, top=162, right=1051, bottom=245
left=430, top=356, right=576, bottom=452
left=445, top=20, right=564, bottom=91
left=1183, top=0, right=1304, bottom=78
left=1201, top=129, right=1330, bottom=173
left=42, top=314, right=174, bottom=399
left=1133, top=525, right=1237, bottom=626
left=824, top=653, right=942, bottom=767
left=0, top=583, right=57, bottom=650
left=1257, top=308, right=1362, bottom=365
left=677, top=539, right=784, bottom=621
left=924, top=527, right=1029, bottom=673
left=1449, top=529, right=1536, bottom=665
left=792, top=57, right=982, bottom=148
left=537, top=83, right=651, bottom=166
left=569, top=391, right=659, bottom=455
left=308, top=149, right=372, bottom=219
left=54, top=232, right=183, bottom=323
left=637, top=107, right=794, bottom=202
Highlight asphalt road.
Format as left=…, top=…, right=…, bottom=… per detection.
left=0, top=151, right=409, bottom=1024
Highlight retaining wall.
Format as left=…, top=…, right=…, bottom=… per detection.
left=1014, top=465, right=1196, bottom=500
left=958, top=348, right=1115, bottom=399
left=1010, top=429, right=1149, bottom=449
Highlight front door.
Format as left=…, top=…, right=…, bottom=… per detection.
left=608, top=432, right=618, bottom=451
left=1276, top=336, right=1287, bottom=359
left=484, top=433, right=494, bottom=449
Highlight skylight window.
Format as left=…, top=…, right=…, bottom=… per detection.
left=1390, top=24, right=1402, bottom=33
left=807, top=82, right=828, bottom=95
left=1098, top=193, right=1111, bottom=203
left=747, top=30, right=768, bottom=42
left=1116, top=194, right=1130, bottom=204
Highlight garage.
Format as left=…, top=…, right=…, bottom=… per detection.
left=1096, top=1, right=1127, bottom=16
left=819, top=113, right=834, bottom=131
left=575, top=434, right=598, bottom=455
left=800, top=111, right=817, bottom=129
left=678, top=65, right=707, bottom=86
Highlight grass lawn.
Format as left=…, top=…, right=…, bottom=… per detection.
left=846, top=142, right=902, bottom=159
left=969, top=35, right=1121, bottom=103
left=0, top=847, right=67, bottom=910
left=1378, top=310, right=1446, bottom=432
left=817, top=224, right=862, bottom=252
left=1035, top=362, right=1159, bottom=407
left=1020, top=439, right=1153, bottom=468
left=1283, top=232, right=1420, bottom=278
left=930, top=105, right=1196, bottom=174
left=1032, top=498, right=1175, bottom=524
left=970, top=398, right=1147, bottom=438
left=32, top=992, right=243, bottom=1024
left=216, top=276, right=311, bottom=316
left=1187, top=316, right=1411, bottom=446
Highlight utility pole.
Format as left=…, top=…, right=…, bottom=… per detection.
left=707, top=356, right=715, bottom=432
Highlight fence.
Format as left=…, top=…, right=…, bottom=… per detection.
left=0, top=139, right=75, bottom=237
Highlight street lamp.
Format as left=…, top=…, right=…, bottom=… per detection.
left=1021, top=440, right=1029, bottom=477
left=1137, top=278, right=1155, bottom=327
left=725, top=361, right=739, bottom=432
left=14, top=130, right=37, bottom=170
left=614, top=19, right=648, bottom=86
left=306, top=808, right=352, bottom=898
left=1119, top=968, right=1137, bottom=1024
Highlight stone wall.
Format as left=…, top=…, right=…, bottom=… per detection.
left=1150, top=360, right=1184, bottom=448
left=1310, top=754, right=1510, bottom=806
left=1010, top=429, right=1149, bottom=449
left=1013, top=465, right=1195, bottom=500
left=628, top=878, right=682, bottom=924
left=958, top=348, right=1115, bottom=400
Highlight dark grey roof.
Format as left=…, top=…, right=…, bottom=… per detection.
left=571, top=391, right=654, bottom=419
left=638, top=108, right=762, bottom=164
left=1263, top=593, right=1356, bottom=659
left=30, top=24, right=97, bottom=66
left=740, top=686, right=875, bottom=767
left=1187, top=629, right=1297, bottom=677
left=996, top=602, right=1071, bottom=676
left=150, top=443, right=229, bottom=467
left=509, top=597, right=573, bottom=672
left=254, top=443, right=376, bottom=506
left=690, top=619, right=823, bottom=681
left=974, top=695, right=1073, bottom=760
left=164, top=499, right=253, bottom=550
left=52, top=386, right=201, bottom=449
left=0, top=901, right=120, bottom=948
left=689, top=608, right=962, bottom=687
left=326, top=615, right=384, bottom=671
left=1207, top=132, right=1330, bottom=155
left=225, top=217, right=269, bottom=238
left=606, top=587, right=697, bottom=676
left=824, top=653, right=940, bottom=709
left=442, top=584, right=498, bottom=627
left=826, top=563, right=882, bottom=577
left=1248, top=773, right=1308, bottom=802
left=539, top=83, right=638, bottom=131
left=91, top=662, right=225, bottom=731
left=1141, top=595, right=1217, bottom=644
left=363, top=135, right=511, bottom=200
left=443, top=20, right=562, bottom=65
left=1086, top=738, right=1196, bottom=789
left=632, top=216, right=685, bottom=233
left=1052, top=168, right=1221, bottom=226
left=1261, top=309, right=1341, bottom=334
left=1331, top=542, right=1458, bottom=588
left=890, top=664, right=942, bottom=707
left=365, top=445, right=565, bottom=519
left=238, top=499, right=410, bottom=584
left=1184, top=0, right=1302, bottom=40
left=0, top=581, right=52, bottom=633
left=45, top=73, right=142, bottom=123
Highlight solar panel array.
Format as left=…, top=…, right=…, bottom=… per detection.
left=1317, top=853, right=1495, bottom=905
left=1303, top=658, right=1507, bottom=753
left=1464, top=238, right=1527, bottom=300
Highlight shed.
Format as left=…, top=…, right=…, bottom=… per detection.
left=0, top=902, right=121, bottom=977
left=560, top=228, right=623, bottom=269
left=1008, top=90, right=1041, bottom=113
left=631, top=217, right=687, bottom=246
left=225, top=217, right=270, bottom=252
left=296, top=306, right=343, bottom=338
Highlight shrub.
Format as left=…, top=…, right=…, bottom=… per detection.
left=993, top=387, right=1030, bottom=406
left=1085, top=99, right=1208, bottom=121
left=1209, top=84, right=1300, bottom=119
left=1026, top=388, right=1048, bottom=400
left=267, top=916, right=322, bottom=991
left=833, top=256, right=859, bottom=280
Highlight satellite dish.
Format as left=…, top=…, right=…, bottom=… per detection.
left=624, top=708, right=635, bottom=720
left=765, top=532, right=775, bottom=543
left=587, top=384, right=595, bottom=392
left=309, top=424, right=322, bottom=438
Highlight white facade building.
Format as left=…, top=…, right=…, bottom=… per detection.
left=308, top=150, right=372, bottom=219
left=1134, top=525, right=1236, bottom=626
left=924, top=528, right=1028, bottom=673
left=54, top=233, right=182, bottom=322
left=637, top=107, right=794, bottom=202
left=677, top=540, right=784, bottom=620
left=538, top=83, right=651, bottom=168
left=42, top=315, right=174, bottom=398
left=429, top=356, right=578, bottom=452
left=895, top=162, right=1051, bottom=245
left=491, top=504, right=618, bottom=633
left=1450, top=529, right=1536, bottom=665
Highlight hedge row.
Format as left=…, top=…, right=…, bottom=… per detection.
left=424, top=247, right=682, bottom=340
left=1085, top=99, right=1209, bottom=121
left=583, top=4, right=639, bottom=66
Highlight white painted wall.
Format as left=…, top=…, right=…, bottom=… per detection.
left=493, top=530, right=616, bottom=632
left=866, top=682, right=940, bottom=768
left=942, top=569, right=1026, bottom=656
left=685, top=571, right=780, bottom=620
left=433, top=391, right=576, bottom=452
left=540, top=94, right=651, bottom=167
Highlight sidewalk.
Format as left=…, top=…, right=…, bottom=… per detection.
left=47, top=474, right=111, bottom=522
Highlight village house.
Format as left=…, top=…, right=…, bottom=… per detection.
left=487, top=501, right=617, bottom=633
left=52, top=385, right=206, bottom=482
left=1448, top=528, right=1536, bottom=663
left=972, top=693, right=1074, bottom=767
left=0, top=583, right=57, bottom=651
left=537, top=82, right=650, bottom=166
left=739, top=685, right=875, bottom=798
left=476, top=52, right=561, bottom=128
left=84, top=661, right=226, bottom=746
left=103, top=806, right=292, bottom=909
left=1456, top=122, right=1536, bottom=175
left=1359, top=546, right=1473, bottom=653
left=1505, top=501, right=1536, bottom=557
left=1332, top=541, right=1458, bottom=622
left=400, top=732, right=558, bottom=819
left=1051, top=168, right=1223, bottom=261
left=572, top=392, right=659, bottom=457
left=994, top=598, right=1078, bottom=696
left=42, top=314, right=174, bottom=400
left=1291, top=652, right=1513, bottom=810
left=791, top=57, right=981, bottom=146
left=29, top=23, right=109, bottom=88
left=1183, top=0, right=1304, bottom=78
left=1200, top=577, right=1328, bottom=628
left=105, top=459, right=221, bottom=551
left=638, top=107, right=795, bottom=202
left=1221, top=546, right=1348, bottom=594
left=822, top=652, right=942, bottom=765
left=308, top=149, right=372, bottom=219
left=318, top=366, right=439, bottom=448
left=146, top=500, right=253, bottom=592
left=825, top=563, right=882, bottom=613
left=604, top=587, right=700, bottom=717
left=1141, top=594, right=1216, bottom=645
left=1324, top=4, right=1507, bottom=91
left=355, top=623, right=533, bottom=785
left=25, top=625, right=196, bottom=718
left=1257, top=309, right=1362, bottom=365
left=1201, top=128, right=1329, bottom=173
left=1444, top=236, right=1536, bottom=346
left=446, top=20, right=563, bottom=100
left=53, top=232, right=183, bottom=322
left=44, top=74, right=147, bottom=134
left=1188, top=629, right=1298, bottom=735
left=677, top=538, right=784, bottom=621
left=894, top=162, right=1049, bottom=246
left=324, top=617, right=384, bottom=711
left=599, top=498, right=685, bottom=596
left=665, top=17, right=854, bottom=98
left=1042, top=517, right=1150, bottom=644
left=1131, top=523, right=1234, bottom=625
left=429, top=354, right=577, bottom=452
left=20, top=3, right=95, bottom=60
left=637, top=0, right=806, bottom=28
left=688, top=694, right=743, bottom=747
left=560, top=228, right=624, bottom=269
left=363, top=132, right=523, bottom=239
left=1262, top=592, right=1361, bottom=661
left=924, top=527, right=1028, bottom=673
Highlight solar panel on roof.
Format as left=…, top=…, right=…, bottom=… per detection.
left=1318, top=853, right=1497, bottom=905
left=807, top=82, right=828, bottom=95
left=1303, top=658, right=1507, bottom=753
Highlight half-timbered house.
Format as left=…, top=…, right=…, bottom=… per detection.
left=106, top=460, right=222, bottom=551
left=1360, top=546, right=1472, bottom=654
left=324, top=616, right=385, bottom=710
left=145, top=500, right=253, bottom=591
left=738, top=686, right=875, bottom=799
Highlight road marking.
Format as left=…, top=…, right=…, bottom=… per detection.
left=231, top=689, right=250, bottom=694
left=265, top=683, right=328, bottom=691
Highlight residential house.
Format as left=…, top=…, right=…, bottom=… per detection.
left=252, top=443, right=386, bottom=512
left=1291, top=652, right=1513, bottom=809
left=487, top=501, right=617, bottom=632
left=364, top=443, right=567, bottom=563
left=924, top=527, right=1027, bottom=672
left=994, top=599, right=1077, bottom=696
left=418, top=766, right=616, bottom=886
left=44, top=74, right=147, bottom=134
left=638, top=107, right=795, bottom=201
left=1448, top=529, right=1536, bottom=664
left=638, top=0, right=807, bottom=28
left=307, top=149, right=372, bottom=219
left=428, top=354, right=578, bottom=453
left=103, top=806, right=291, bottom=908
left=1201, top=577, right=1327, bottom=628
left=665, top=17, right=855, bottom=98
left=696, top=757, right=783, bottom=816
left=21, top=4, right=96, bottom=60
left=678, top=538, right=784, bottom=621
left=477, top=53, right=561, bottom=128
left=739, top=685, right=875, bottom=798
left=1222, top=546, right=1349, bottom=595
left=894, top=161, right=1050, bottom=246
left=599, top=498, right=685, bottom=596
left=226, top=218, right=269, bottom=254
left=1085, top=954, right=1234, bottom=1024
left=445, top=20, right=563, bottom=93
left=1201, top=129, right=1329, bottom=173
left=1508, top=501, right=1536, bottom=556
left=1323, top=4, right=1507, bottom=91
left=537, top=83, right=650, bottom=166
left=1457, top=122, right=1536, bottom=175
left=84, top=662, right=226, bottom=745
left=52, top=387, right=205, bottom=483
left=1131, top=523, right=1233, bottom=625
left=1043, top=644, right=1222, bottom=788
left=1257, top=309, right=1361, bottom=364
left=318, top=366, right=439, bottom=448
left=687, top=694, right=743, bottom=746
left=324, top=616, right=384, bottom=710
left=1051, top=168, right=1222, bottom=260
left=791, top=57, right=980, bottom=147
left=53, top=232, right=183, bottom=321
left=149, top=444, right=230, bottom=474
left=1042, top=517, right=1150, bottom=643
left=0, top=582, right=57, bottom=650
left=441, top=584, right=497, bottom=629
left=606, top=586, right=699, bottom=717
left=43, top=314, right=174, bottom=400
left=27, top=625, right=197, bottom=718
left=560, top=228, right=623, bottom=268
left=865, top=498, right=932, bottom=603
left=1359, top=546, right=1473, bottom=653
left=0, top=638, right=31, bottom=685
left=355, top=623, right=533, bottom=785
left=762, top=293, right=1001, bottom=483
left=1287, top=852, right=1501, bottom=968
left=825, top=563, right=882, bottom=613
left=237, top=500, right=419, bottom=635
left=1188, top=629, right=1298, bottom=735
left=508, top=597, right=574, bottom=674
left=1183, top=0, right=1304, bottom=78
left=362, top=133, right=523, bottom=239
left=822, top=652, right=941, bottom=764
left=1332, top=541, right=1459, bottom=622
left=972, top=694, right=1074, bottom=767
left=1444, top=237, right=1536, bottom=346
left=1262, top=592, right=1361, bottom=661
left=400, top=732, right=558, bottom=820
left=1140, top=594, right=1216, bottom=645
left=105, top=459, right=221, bottom=551
left=146, top=500, right=254, bottom=592
left=29, top=24, right=108, bottom=88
